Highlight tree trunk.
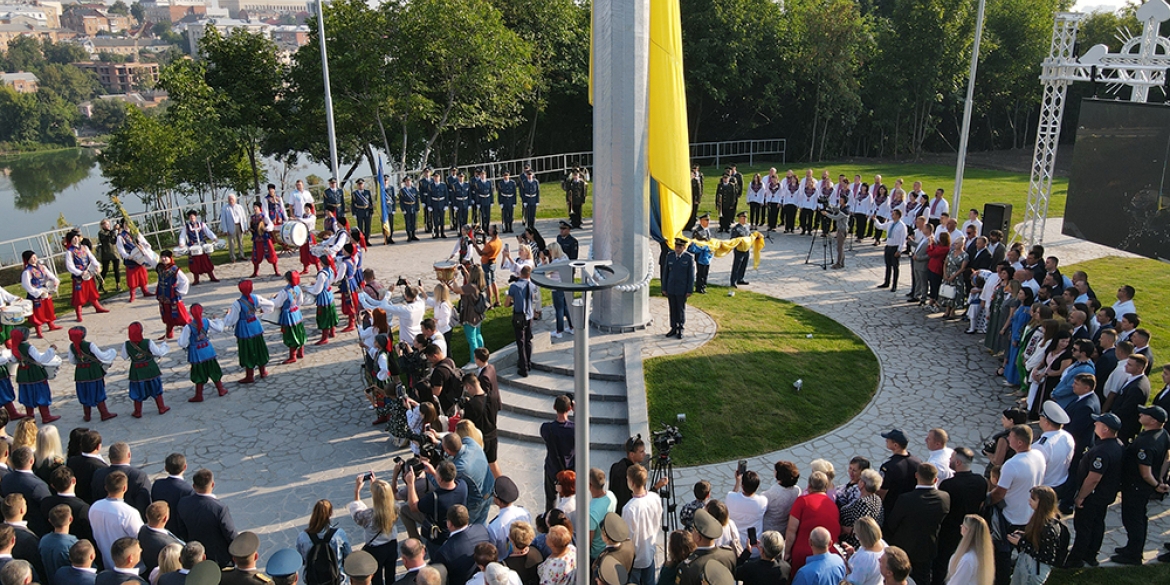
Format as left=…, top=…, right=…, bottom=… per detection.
left=245, top=140, right=260, bottom=195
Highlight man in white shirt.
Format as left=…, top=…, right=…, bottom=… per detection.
left=621, top=464, right=662, bottom=585
left=218, top=194, right=249, bottom=263
left=961, top=209, right=982, bottom=236
left=87, top=472, right=144, bottom=571
left=1034, top=401, right=1075, bottom=489
left=990, top=426, right=1045, bottom=528
left=360, top=285, right=426, bottom=344
left=420, top=319, right=447, bottom=356
left=725, top=469, right=767, bottom=558
left=487, top=477, right=530, bottom=561
left=286, top=180, right=314, bottom=222
left=925, top=428, right=955, bottom=482
left=927, top=188, right=949, bottom=227
left=873, top=209, right=906, bottom=292
left=1112, top=285, right=1136, bottom=318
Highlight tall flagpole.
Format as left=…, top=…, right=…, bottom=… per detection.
left=953, top=0, right=987, bottom=214
left=315, top=0, right=340, bottom=181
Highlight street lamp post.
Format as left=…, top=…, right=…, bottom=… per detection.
left=314, top=0, right=340, bottom=182
left=953, top=0, right=988, bottom=214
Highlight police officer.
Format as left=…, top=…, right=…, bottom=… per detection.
left=351, top=179, right=374, bottom=242
left=677, top=509, right=737, bottom=585
left=716, top=174, right=738, bottom=233
left=265, top=549, right=301, bottom=585
left=221, top=532, right=271, bottom=585
left=496, top=171, right=518, bottom=234
left=323, top=178, right=346, bottom=226
left=418, top=168, right=433, bottom=233
left=662, top=237, right=695, bottom=339
left=381, top=175, right=397, bottom=245
left=343, top=551, right=377, bottom=585
left=451, top=172, right=471, bottom=231
left=399, top=177, right=420, bottom=242
left=1111, top=405, right=1170, bottom=565
left=687, top=220, right=713, bottom=294
left=472, top=169, right=494, bottom=230
left=555, top=221, right=579, bottom=261
left=592, top=513, right=634, bottom=582
left=520, top=167, right=540, bottom=229
left=190, top=560, right=224, bottom=585
left=1065, top=413, right=1125, bottom=568
left=428, top=175, right=450, bottom=239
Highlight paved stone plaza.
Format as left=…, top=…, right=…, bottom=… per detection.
left=21, top=213, right=1166, bottom=568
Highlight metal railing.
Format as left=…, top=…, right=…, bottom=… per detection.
left=689, top=139, right=787, bottom=167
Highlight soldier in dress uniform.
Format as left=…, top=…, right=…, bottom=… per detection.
left=190, top=560, right=225, bottom=585
left=472, top=169, right=494, bottom=230
left=715, top=174, right=738, bottom=233
left=496, top=171, right=518, bottom=233
left=452, top=172, right=472, bottom=231
left=265, top=550, right=300, bottom=585
left=688, top=218, right=713, bottom=294
left=351, top=179, right=374, bottom=243
left=418, top=169, right=433, bottom=234
left=520, top=167, right=541, bottom=229
left=677, top=509, right=737, bottom=585
left=323, top=178, right=346, bottom=226
left=687, top=165, right=703, bottom=232
left=1065, top=413, right=1124, bottom=568
left=400, top=177, right=420, bottom=242
left=555, top=221, right=579, bottom=261
left=343, top=551, right=378, bottom=585
left=221, top=532, right=270, bottom=585
left=564, top=170, right=587, bottom=229
left=428, top=176, right=450, bottom=239
left=381, top=175, right=397, bottom=245
left=592, top=513, right=634, bottom=583
left=662, top=237, right=696, bottom=339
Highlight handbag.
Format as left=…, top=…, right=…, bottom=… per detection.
left=939, top=283, right=957, bottom=299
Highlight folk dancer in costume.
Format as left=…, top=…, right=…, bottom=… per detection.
left=496, top=171, right=518, bottom=233
left=0, top=342, right=24, bottom=420
left=447, top=225, right=477, bottom=269
left=250, top=201, right=280, bottom=277
left=307, top=255, right=340, bottom=345
left=64, top=233, right=110, bottom=322
left=0, top=287, right=25, bottom=345
left=67, top=326, right=118, bottom=422
left=178, top=211, right=220, bottom=284
left=8, top=327, right=61, bottom=423
left=798, top=170, right=818, bottom=235
left=116, top=220, right=155, bottom=302
left=223, top=280, right=273, bottom=385
left=20, top=252, right=60, bottom=338
left=337, top=245, right=361, bottom=334
left=273, top=271, right=307, bottom=364
left=852, top=180, right=873, bottom=242
left=263, top=183, right=289, bottom=253
left=520, top=167, right=540, bottom=229
left=155, top=251, right=191, bottom=340
left=119, top=322, right=170, bottom=418
left=764, top=174, right=782, bottom=232
left=399, top=177, right=420, bottom=242
left=178, top=303, right=228, bottom=402
left=298, top=203, right=321, bottom=275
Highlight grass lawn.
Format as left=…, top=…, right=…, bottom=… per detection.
left=1052, top=563, right=1170, bottom=584
left=643, top=282, right=879, bottom=466
left=1065, top=256, right=1170, bottom=373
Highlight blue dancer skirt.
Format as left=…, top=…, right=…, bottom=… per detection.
left=129, top=379, right=164, bottom=402
left=75, top=379, right=108, bottom=407
left=17, top=381, right=51, bottom=407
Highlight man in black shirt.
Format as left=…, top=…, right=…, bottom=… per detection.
left=1112, top=406, right=1170, bottom=565
left=935, top=448, right=987, bottom=583
left=460, top=374, right=498, bottom=474
left=877, top=429, right=922, bottom=523
left=423, top=345, right=461, bottom=417
left=609, top=437, right=647, bottom=513
left=401, top=461, right=467, bottom=547
left=1066, top=413, right=1125, bottom=568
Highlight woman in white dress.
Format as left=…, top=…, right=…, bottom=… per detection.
left=946, top=515, right=994, bottom=585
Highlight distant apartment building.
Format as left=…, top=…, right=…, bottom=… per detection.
left=180, top=17, right=267, bottom=54
left=61, top=6, right=135, bottom=36
left=139, top=0, right=211, bottom=23
left=0, top=22, right=63, bottom=44
left=82, top=37, right=173, bottom=58
left=268, top=24, right=307, bottom=51
left=0, top=3, right=60, bottom=29
left=74, top=61, right=160, bottom=93
left=219, top=0, right=307, bottom=17
left=0, top=71, right=38, bottom=93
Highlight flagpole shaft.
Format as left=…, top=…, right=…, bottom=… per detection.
left=316, top=0, right=340, bottom=181
left=953, top=0, right=986, bottom=213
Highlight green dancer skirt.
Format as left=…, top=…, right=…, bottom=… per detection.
left=190, top=359, right=223, bottom=384
left=237, top=335, right=270, bottom=369
left=316, top=304, right=339, bottom=330
left=282, top=323, right=307, bottom=349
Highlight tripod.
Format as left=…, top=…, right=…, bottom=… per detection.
left=650, top=450, right=679, bottom=534
left=805, top=219, right=835, bottom=270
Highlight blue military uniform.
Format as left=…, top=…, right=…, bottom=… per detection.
left=419, top=171, right=433, bottom=232
left=351, top=183, right=373, bottom=241
left=662, top=238, right=696, bottom=338
left=556, top=232, right=579, bottom=261
left=473, top=173, right=494, bottom=230
left=400, top=182, right=420, bottom=241
left=429, top=179, right=450, bottom=238
left=445, top=171, right=460, bottom=229
left=497, top=176, right=518, bottom=233
left=381, top=178, right=397, bottom=244
left=452, top=178, right=472, bottom=230
left=324, top=184, right=346, bottom=223
left=688, top=218, right=713, bottom=294
left=520, top=172, right=540, bottom=229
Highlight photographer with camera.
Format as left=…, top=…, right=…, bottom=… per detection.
left=459, top=374, right=500, bottom=478
left=422, top=344, right=462, bottom=417
left=399, top=459, right=467, bottom=547
left=818, top=192, right=851, bottom=270
left=608, top=437, right=669, bottom=513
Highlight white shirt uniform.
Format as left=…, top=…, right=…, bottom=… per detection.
left=926, top=447, right=955, bottom=481
left=489, top=505, right=532, bottom=561
left=927, top=196, right=950, bottom=220
left=996, top=449, right=1046, bottom=525
left=1035, top=429, right=1075, bottom=488
left=89, top=497, right=145, bottom=570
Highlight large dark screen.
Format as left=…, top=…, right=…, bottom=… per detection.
left=1063, top=99, right=1170, bottom=261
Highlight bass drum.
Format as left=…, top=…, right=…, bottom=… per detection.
left=202, top=243, right=216, bottom=255
left=129, top=247, right=159, bottom=268
left=279, top=222, right=308, bottom=247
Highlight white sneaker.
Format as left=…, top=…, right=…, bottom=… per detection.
left=566, top=327, right=575, bottom=335
left=552, top=331, right=563, bottom=339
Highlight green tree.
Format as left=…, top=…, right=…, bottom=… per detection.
left=99, top=51, right=130, bottom=63
left=131, top=1, right=145, bottom=22
left=42, top=40, right=90, bottom=65
left=0, top=85, right=40, bottom=143
left=33, top=89, right=78, bottom=146
left=37, top=63, right=102, bottom=104
left=4, top=36, right=45, bottom=73
left=101, top=107, right=180, bottom=205
left=88, top=99, right=128, bottom=133
left=109, top=0, right=130, bottom=16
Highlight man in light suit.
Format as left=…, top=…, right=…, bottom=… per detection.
left=908, top=218, right=931, bottom=304
left=429, top=505, right=489, bottom=585
left=53, top=540, right=99, bottom=585
left=175, top=471, right=236, bottom=567
left=883, top=463, right=950, bottom=585
left=90, top=444, right=151, bottom=520
left=150, top=455, right=194, bottom=540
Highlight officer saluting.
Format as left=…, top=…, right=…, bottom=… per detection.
left=1111, top=405, right=1170, bottom=565
left=1065, top=413, right=1124, bottom=568
left=220, top=532, right=271, bottom=585
left=677, top=509, right=737, bottom=585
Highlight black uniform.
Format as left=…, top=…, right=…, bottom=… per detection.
left=400, top=185, right=420, bottom=240
left=1116, top=427, right=1170, bottom=561
left=716, top=181, right=738, bottom=232
left=419, top=176, right=433, bottom=232
left=556, top=233, right=579, bottom=261
left=566, top=178, right=587, bottom=228
left=677, top=546, right=737, bottom=585
left=496, top=178, right=518, bottom=233
left=1067, top=436, right=1123, bottom=566
left=687, top=170, right=703, bottom=231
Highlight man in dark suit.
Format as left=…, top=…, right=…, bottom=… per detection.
left=137, top=502, right=181, bottom=576
left=175, top=470, right=236, bottom=567
left=0, top=442, right=10, bottom=485
left=54, top=540, right=99, bottom=585
left=157, top=543, right=205, bottom=585
left=1152, top=364, right=1170, bottom=413
left=392, top=538, right=441, bottom=585
left=987, top=230, right=1006, bottom=266
left=2, top=447, right=53, bottom=536
left=150, top=454, right=194, bottom=540
left=1132, top=330, right=1155, bottom=375
left=1065, top=374, right=1104, bottom=504
left=66, top=431, right=107, bottom=506
left=44, top=466, right=95, bottom=546
left=884, top=463, right=950, bottom=585
left=1111, top=355, right=1151, bottom=443
left=4, top=493, right=47, bottom=583
left=662, top=237, right=696, bottom=339
left=429, top=505, right=489, bottom=585
left=94, top=537, right=147, bottom=585
left=89, top=444, right=151, bottom=520
left=935, top=449, right=986, bottom=585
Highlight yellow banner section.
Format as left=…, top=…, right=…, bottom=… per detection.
left=679, top=232, right=767, bottom=270
left=648, top=0, right=691, bottom=242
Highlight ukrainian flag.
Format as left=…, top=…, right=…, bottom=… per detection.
left=647, top=0, right=691, bottom=242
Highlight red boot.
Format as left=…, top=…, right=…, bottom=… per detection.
left=238, top=369, right=255, bottom=385
left=155, top=395, right=170, bottom=415
left=209, top=272, right=219, bottom=283
left=314, top=332, right=329, bottom=346
left=82, top=406, right=92, bottom=422
left=47, top=322, right=62, bottom=331
left=329, top=327, right=337, bottom=339
left=251, top=266, right=260, bottom=278
left=75, top=308, right=84, bottom=322
left=97, top=401, right=117, bottom=421
left=143, top=289, right=155, bottom=297
left=215, top=381, right=228, bottom=396
left=258, top=366, right=268, bottom=379
left=189, top=384, right=204, bottom=403
left=340, top=318, right=356, bottom=333
left=372, top=414, right=390, bottom=425
left=296, top=346, right=305, bottom=358
left=281, top=349, right=297, bottom=365
left=3, top=402, right=26, bottom=421
left=131, top=401, right=143, bottom=418
left=23, top=407, right=34, bottom=419
left=38, top=405, right=60, bottom=423
left=192, top=275, right=200, bottom=285
left=128, top=291, right=135, bottom=303
left=33, top=325, right=43, bottom=339
left=93, top=300, right=109, bottom=314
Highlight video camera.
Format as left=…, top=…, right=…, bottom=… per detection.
left=652, top=423, right=683, bottom=455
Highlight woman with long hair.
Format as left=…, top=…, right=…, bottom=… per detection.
left=66, top=427, right=88, bottom=458
left=12, top=418, right=37, bottom=450
left=746, top=173, right=765, bottom=229
left=1028, top=330, right=1072, bottom=420
left=455, top=418, right=484, bottom=447
left=295, top=499, right=352, bottom=585
left=544, top=243, right=573, bottom=339
left=450, top=265, right=487, bottom=365
left=946, top=515, right=994, bottom=585
left=150, top=543, right=183, bottom=585
left=33, top=424, right=64, bottom=483
left=1006, top=486, right=1064, bottom=584
left=424, top=284, right=454, bottom=352
left=658, top=530, right=695, bottom=585
left=350, top=476, right=399, bottom=585
left=1003, top=287, right=1035, bottom=387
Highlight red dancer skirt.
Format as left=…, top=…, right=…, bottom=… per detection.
left=252, top=241, right=278, bottom=265
left=188, top=254, right=215, bottom=275
left=30, top=298, right=55, bottom=326
left=126, top=265, right=149, bottom=290
left=71, top=278, right=100, bottom=307
left=159, top=300, right=191, bottom=327
left=300, top=241, right=319, bottom=269
left=340, top=291, right=359, bottom=317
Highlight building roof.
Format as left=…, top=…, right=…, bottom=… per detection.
left=0, top=71, right=38, bottom=82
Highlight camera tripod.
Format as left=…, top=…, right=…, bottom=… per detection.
left=804, top=224, right=835, bottom=270
left=650, top=449, right=679, bottom=534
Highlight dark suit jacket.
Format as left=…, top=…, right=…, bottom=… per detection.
left=1071, top=325, right=1090, bottom=340
left=989, top=243, right=1006, bottom=267
left=54, top=566, right=98, bottom=585
left=477, top=365, right=499, bottom=413
left=66, top=456, right=108, bottom=505
left=885, top=487, right=950, bottom=569
left=150, top=478, right=194, bottom=539
left=156, top=570, right=186, bottom=585
left=175, top=494, right=237, bottom=567
left=0, top=464, right=9, bottom=484
left=94, top=570, right=148, bottom=585
left=735, top=557, right=790, bottom=585
left=42, top=494, right=94, bottom=544
left=91, top=465, right=152, bottom=519
left=938, top=472, right=987, bottom=553
left=12, top=523, right=46, bottom=582
left=1066, top=392, right=1102, bottom=458
left=1114, top=376, right=1152, bottom=443
left=1, top=470, right=54, bottom=536
left=392, top=565, right=447, bottom=585
left=431, top=524, right=490, bottom=585
left=137, top=525, right=182, bottom=574
left=1153, top=386, right=1170, bottom=415
left=1136, top=347, right=1155, bottom=375
left=968, top=249, right=992, bottom=272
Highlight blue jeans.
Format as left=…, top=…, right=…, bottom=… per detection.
left=629, top=565, right=657, bottom=585
left=463, top=323, right=483, bottom=356
left=552, top=290, right=572, bottom=332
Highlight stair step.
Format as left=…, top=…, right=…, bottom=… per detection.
left=500, top=384, right=629, bottom=425
left=528, top=343, right=625, bottom=381
left=497, top=367, right=628, bottom=402
left=495, top=409, right=629, bottom=450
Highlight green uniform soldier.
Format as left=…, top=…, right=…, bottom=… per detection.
left=189, top=560, right=224, bottom=585
left=222, top=532, right=271, bottom=585
left=343, top=551, right=377, bottom=585
left=677, top=509, right=737, bottom=585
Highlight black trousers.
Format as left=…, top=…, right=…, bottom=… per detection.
left=569, top=199, right=584, bottom=227
left=512, top=315, right=533, bottom=374
left=403, top=209, right=418, bottom=237
left=685, top=203, right=699, bottom=232
left=782, top=204, right=797, bottom=232
left=667, top=294, right=687, bottom=331
left=355, top=211, right=372, bottom=239
left=501, top=205, right=515, bottom=231
left=1069, top=498, right=1109, bottom=564
left=719, top=201, right=736, bottom=231
left=766, top=203, right=780, bottom=229
left=454, top=205, right=469, bottom=229
left=430, top=207, right=446, bottom=237
left=853, top=213, right=869, bottom=239
left=1119, top=485, right=1153, bottom=555
left=523, top=203, right=537, bottom=228
left=100, top=257, right=120, bottom=286
left=731, top=250, right=749, bottom=285
left=478, top=204, right=491, bottom=230
left=799, top=208, right=814, bottom=234
left=883, top=246, right=901, bottom=288
left=364, top=538, right=398, bottom=585
left=872, top=216, right=887, bottom=241
left=696, top=264, right=709, bottom=292
left=993, top=524, right=1026, bottom=585
left=928, top=271, right=943, bottom=300
left=749, top=202, right=763, bottom=226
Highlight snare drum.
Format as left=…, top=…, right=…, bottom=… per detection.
left=173, top=246, right=189, bottom=256
left=309, top=244, right=328, bottom=258
left=279, top=222, right=309, bottom=247
left=188, top=244, right=204, bottom=256
left=0, top=305, right=28, bottom=326
left=202, top=243, right=215, bottom=255
left=129, top=247, right=159, bottom=268
left=44, top=356, right=62, bottom=380
left=433, top=261, right=458, bottom=282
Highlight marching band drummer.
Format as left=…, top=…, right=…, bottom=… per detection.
left=67, top=326, right=118, bottom=422
left=178, top=210, right=221, bottom=285
left=222, top=280, right=273, bottom=385
left=155, top=251, right=191, bottom=341
left=20, top=251, right=61, bottom=338
left=298, top=203, right=321, bottom=275
left=306, top=254, right=340, bottom=346
left=178, top=303, right=229, bottom=402
left=64, top=232, right=110, bottom=322
left=273, top=271, right=308, bottom=364
left=116, top=219, right=155, bottom=302
left=119, top=322, right=170, bottom=418
left=250, top=201, right=281, bottom=278
left=7, top=326, right=61, bottom=423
